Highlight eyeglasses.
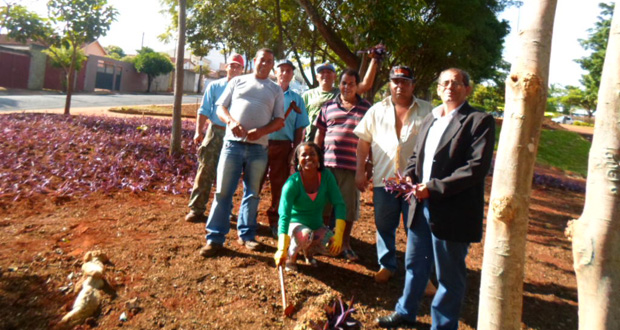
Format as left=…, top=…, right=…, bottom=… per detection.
left=438, top=80, right=465, bottom=88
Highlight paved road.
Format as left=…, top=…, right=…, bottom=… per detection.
left=0, top=93, right=204, bottom=112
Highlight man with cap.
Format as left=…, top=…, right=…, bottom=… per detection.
left=353, top=66, right=432, bottom=283
left=261, top=59, right=310, bottom=237
left=303, top=57, right=379, bottom=142
left=376, top=68, right=495, bottom=329
left=200, top=48, right=285, bottom=256
left=185, top=53, right=244, bottom=223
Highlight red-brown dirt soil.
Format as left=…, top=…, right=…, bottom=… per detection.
left=0, top=173, right=583, bottom=329
left=0, top=112, right=585, bottom=330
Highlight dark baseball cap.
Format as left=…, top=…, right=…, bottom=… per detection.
left=276, top=59, right=295, bottom=70
left=389, top=66, right=414, bottom=81
left=316, top=62, right=336, bottom=73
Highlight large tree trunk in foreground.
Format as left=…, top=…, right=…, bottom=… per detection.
left=170, top=0, right=186, bottom=156
left=477, top=1, right=557, bottom=329
left=572, top=5, right=620, bottom=329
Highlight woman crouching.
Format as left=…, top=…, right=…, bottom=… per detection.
left=273, top=142, right=346, bottom=271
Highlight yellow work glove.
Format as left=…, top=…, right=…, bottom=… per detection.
left=330, top=219, right=346, bottom=255
left=274, top=234, right=290, bottom=268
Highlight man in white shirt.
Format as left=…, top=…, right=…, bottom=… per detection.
left=377, top=68, right=495, bottom=329
left=354, top=66, right=432, bottom=283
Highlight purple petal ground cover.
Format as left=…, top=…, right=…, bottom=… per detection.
left=0, top=113, right=197, bottom=201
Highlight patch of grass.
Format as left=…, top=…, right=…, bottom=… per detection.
left=537, top=129, right=590, bottom=177
left=109, top=104, right=198, bottom=118
left=495, top=126, right=590, bottom=177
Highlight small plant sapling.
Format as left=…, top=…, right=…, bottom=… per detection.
left=311, top=296, right=361, bottom=330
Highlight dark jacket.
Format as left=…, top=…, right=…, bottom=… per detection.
left=405, top=102, right=495, bottom=243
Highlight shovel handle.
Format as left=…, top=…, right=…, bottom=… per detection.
left=278, top=266, right=287, bottom=312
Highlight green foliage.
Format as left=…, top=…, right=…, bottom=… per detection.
left=134, top=49, right=174, bottom=92
left=546, top=83, right=564, bottom=113
left=471, top=84, right=504, bottom=112
left=176, top=0, right=511, bottom=95
left=47, top=0, right=118, bottom=47
left=560, top=85, right=595, bottom=116
left=573, top=120, right=594, bottom=127
left=105, top=45, right=126, bottom=59
left=0, top=4, right=57, bottom=44
left=575, top=2, right=614, bottom=113
left=42, top=45, right=87, bottom=71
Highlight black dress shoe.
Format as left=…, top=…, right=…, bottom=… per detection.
left=376, top=312, right=416, bottom=328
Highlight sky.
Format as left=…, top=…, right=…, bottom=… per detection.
left=20, top=0, right=605, bottom=87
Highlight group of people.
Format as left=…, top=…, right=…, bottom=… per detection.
left=185, top=48, right=496, bottom=329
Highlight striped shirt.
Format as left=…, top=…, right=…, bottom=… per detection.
left=314, top=94, right=371, bottom=171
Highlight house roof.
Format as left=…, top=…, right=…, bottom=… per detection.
left=0, top=35, right=107, bottom=56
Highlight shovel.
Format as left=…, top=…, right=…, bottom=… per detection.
left=278, top=265, right=296, bottom=317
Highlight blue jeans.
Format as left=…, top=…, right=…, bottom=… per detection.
left=373, top=187, right=408, bottom=272
left=205, top=141, right=268, bottom=244
left=395, top=200, right=470, bottom=330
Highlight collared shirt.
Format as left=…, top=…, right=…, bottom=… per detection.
left=422, top=103, right=464, bottom=183
left=302, top=87, right=340, bottom=141
left=314, top=94, right=371, bottom=171
left=198, top=77, right=228, bottom=127
left=354, top=96, right=432, bottom=187
left=269, top=88, right=310, bottom=141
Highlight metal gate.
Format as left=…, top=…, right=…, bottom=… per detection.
left=0, top=51, right=30, bottom=89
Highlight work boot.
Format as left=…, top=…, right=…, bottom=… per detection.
left=374, top=268, right=394, bottom=283
left=199, top=242, right=223, bottom=257
left=185, top=211, right=206, bottom=223
left=237, top=238, right=262, bottom=251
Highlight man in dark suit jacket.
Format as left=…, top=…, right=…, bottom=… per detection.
left=377, top=68, right=495, bottom=330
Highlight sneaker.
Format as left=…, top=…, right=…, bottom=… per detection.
left=237, top=238, right=262, bottom=251
left=374, top=268, right=393, bottom=283
left=185, top=211, right=206, bottom=223
left=199, top=242, right=223, bottom=257
left=376, top=312, right=416, bottom=328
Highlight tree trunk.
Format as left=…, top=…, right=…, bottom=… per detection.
left=572, top=5, right=620, bottom=329
left=64, top=44, right=78, bottom=116
left=274, top=0, right=284, bottom=59
left=170, top=0, right=186, bottom=156
left=477, top=1, right=557, bottom=329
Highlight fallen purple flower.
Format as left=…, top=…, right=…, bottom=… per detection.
left=382, top=172, right=416, bottom=202
left=0, top=113, right=197, bottom=201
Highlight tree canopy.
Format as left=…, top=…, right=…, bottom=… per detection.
left=576, top=2, right=615, bottom=112
left=134, top=48, right=174, bottom=93
left=170, top=0, right=511, bottom=98
left=105, top=45, right=126, bottom=59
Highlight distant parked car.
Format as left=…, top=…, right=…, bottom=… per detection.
left=552, top=116, right=574, bottom=125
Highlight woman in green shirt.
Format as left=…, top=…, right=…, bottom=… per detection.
left=273, top=142, right=347, bottom=271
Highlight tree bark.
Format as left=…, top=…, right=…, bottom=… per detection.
left=572, top=4, right=620, bottom=329
left=64, top=42, right=77, bottom=116
left=477, top=1, right=557, bottom=329
left=170, top=0, right=186, bottom=156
